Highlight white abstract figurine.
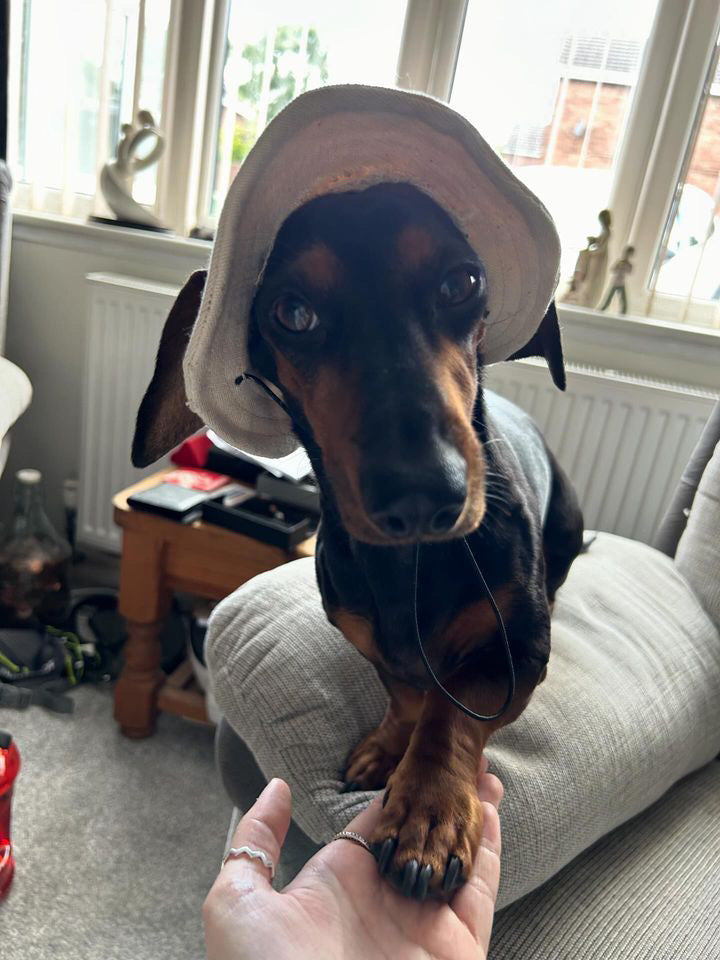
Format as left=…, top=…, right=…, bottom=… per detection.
left=600, top=245, right=635, bottom=314
left=98, top=110, right=166, bottom=230
left=563, top=209, right=611, bottom=309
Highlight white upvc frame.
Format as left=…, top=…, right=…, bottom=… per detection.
left=156, top=0, right=217, bottom=234
left=622, top=0, right=720, bottom=328
left=193, top=0, right=231, bottom=231
left=603, top=0, right=690, bottom=277
left=395, top=0, right=467, bottom=100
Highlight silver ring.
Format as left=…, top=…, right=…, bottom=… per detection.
left=221, top=845, right=276, bottom=879
left=332, top=830, right=372, bottom=854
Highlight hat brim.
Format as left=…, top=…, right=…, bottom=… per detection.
left=184, top=85, right=560, bottom=457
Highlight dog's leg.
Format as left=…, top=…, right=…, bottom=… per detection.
left=342, top=682, right=424, bottom=792
left=370, top=674, right=537, bottom=900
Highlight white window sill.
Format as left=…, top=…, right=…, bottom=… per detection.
left=10, top=210, right=720, bottom=393
left=11, top=209, right=211, bottom=264
left=556, top=303, right=720, bottom=392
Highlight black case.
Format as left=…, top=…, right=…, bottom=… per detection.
left=201, top=496, right=316, bottom=549
left=127, top=483, right=211, bottom=522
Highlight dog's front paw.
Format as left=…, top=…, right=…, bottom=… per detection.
left=341, top=728, right=404, bottom=792
left=369, top=759, right=484, bottom=901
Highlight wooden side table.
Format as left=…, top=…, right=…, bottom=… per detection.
left=112, top=472, right=315, bottom=738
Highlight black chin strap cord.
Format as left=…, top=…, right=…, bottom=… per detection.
left=236, top=372, right=291, bottom=416
left=412, top=538, right=516, bottom=722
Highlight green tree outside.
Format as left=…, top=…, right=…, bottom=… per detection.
left=231, top=24, right=329, bottom=166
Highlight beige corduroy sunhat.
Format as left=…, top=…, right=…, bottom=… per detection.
left=183, top=84, right=561, bottom=458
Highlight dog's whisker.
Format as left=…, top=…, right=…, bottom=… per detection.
left=484, top=498, right=512, bottom=514
left=483, top=479, right=511, bottom=499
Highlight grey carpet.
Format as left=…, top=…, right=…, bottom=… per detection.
left=1, top=684, right=231, bottom=959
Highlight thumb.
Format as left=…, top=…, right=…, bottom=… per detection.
left=219, top=778, right=292, bottom=892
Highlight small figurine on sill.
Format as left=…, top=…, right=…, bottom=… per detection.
left=91, top=109, right=169, bottom=232
left=563, top=208, right=611, bottom=308
left=600, top=245, right=635, bottom=315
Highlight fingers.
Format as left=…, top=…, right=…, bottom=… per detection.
left=450, top=767, right=503, bottom=949
left=297, top=792, right=384, bottom=886
left=220, top=778, right=292, bottom=892
left=341, top=790, right=384, bottom=839
left=451, top=800, right=502, bottom=948
left=476, top=767, right=504, bottom=811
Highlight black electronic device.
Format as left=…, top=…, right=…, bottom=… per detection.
left=201, top=495, right=316, bottom=549
left=127, top=483, right=220, bottom=522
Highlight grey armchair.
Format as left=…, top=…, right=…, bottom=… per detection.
left=209, top=401, right=720, bottom=959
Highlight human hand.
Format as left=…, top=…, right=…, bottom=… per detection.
left=203, top=756, right=503, bottom=960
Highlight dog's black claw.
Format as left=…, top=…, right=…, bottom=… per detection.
left=415, top=864, right=432, bottom=901
left=382, top=790, right=390, bottom=808
left=442, top=856, right=462, bottom=893
left=340, top=780, right=360, bottom=793
left=376, top=838, right=397, bottom=875
left=401, top=860, right=419, bottom=898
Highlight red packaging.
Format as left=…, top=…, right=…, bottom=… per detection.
left=163, top=469, right=232, bottom=492
left=0, top=731, right=20, bottom=899
left=170, top=432, right=212, bottom=468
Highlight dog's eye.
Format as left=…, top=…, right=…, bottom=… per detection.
left=438, top=267, right=483, bottom=307
left=272, top=295, right=319, bottom=333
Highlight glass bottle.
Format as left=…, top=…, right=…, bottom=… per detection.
left=0, top=470, right=72, bottom=626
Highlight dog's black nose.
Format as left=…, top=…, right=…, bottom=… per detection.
left=372, top=493, right=464, bottom=538
left=364, top=447, right=467, bottom=540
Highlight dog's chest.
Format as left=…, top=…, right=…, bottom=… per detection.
left=327, top=528, right=520, bottom=688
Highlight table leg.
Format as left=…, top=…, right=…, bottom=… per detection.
left=113, top=531, right=171, bottom=738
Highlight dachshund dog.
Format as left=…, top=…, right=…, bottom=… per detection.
left=133, top=181, right=584, bottom=902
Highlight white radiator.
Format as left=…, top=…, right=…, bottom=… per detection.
left=486, top=360, right=716, bottom=544
left=78, top=273, right=179, bottom=552
left=78, top=273, right=717, bottom=552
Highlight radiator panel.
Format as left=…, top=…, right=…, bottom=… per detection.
left=78, top=274, right=717, bottom=552
left=486, top=361, right=716, bottom=543
left=78, top=274, right=179, bottom=552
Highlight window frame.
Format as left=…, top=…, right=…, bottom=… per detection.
left=8, top=0, right=177, bottom=221
left=9, top=0, right=720, bottom=337
left=620, top=0, right=720, bottom=327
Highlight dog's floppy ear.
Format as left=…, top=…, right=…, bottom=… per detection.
left=131, top=270, right=206, bottom=467
left=506, top=301, right=566, bottom=391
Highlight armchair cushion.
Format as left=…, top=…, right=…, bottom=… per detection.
left=206, top=532, right=720, bottom=909
left=675, top=438, right=720, bottom=629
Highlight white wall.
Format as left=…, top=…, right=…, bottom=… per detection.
left=1, top=215, right=209, bottom=531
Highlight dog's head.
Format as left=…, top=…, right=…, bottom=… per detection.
left=249, top=183, right=488, bottom=544
left=133, top=183, right=564, bottom=545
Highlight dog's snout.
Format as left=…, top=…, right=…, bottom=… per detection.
left=363, top=445, right=468, bottom=541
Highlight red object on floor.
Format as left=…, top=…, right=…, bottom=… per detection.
left=0, top=731, right=20, bottom=899
left=170, top=432, right=212, bottom=468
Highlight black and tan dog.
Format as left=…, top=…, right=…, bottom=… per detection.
left=133, top=182, right=584, bottom=901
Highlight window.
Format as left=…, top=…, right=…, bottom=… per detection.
left=651, top=37, right=720, bottom=317
left=10, top=0, right=171, bottom=218
left=203, top=0, right=407, bottom=220
left=450, top=0, right=659, bottom=283
left=8, top=0, right=720, bottom=332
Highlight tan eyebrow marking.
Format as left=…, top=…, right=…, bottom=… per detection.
left=293, top=243, right=343, bottom=292
left=395, top=225, right=436, bottom=270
